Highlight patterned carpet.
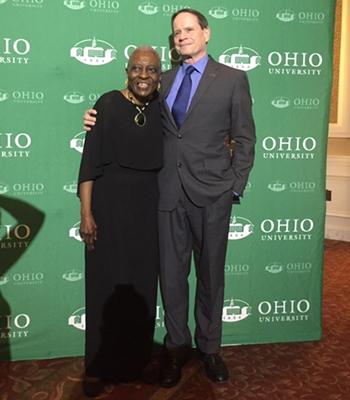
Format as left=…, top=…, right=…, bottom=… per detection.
left=0, top=240, right=349, bottom=400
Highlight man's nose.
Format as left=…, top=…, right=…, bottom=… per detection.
left=177, top=31, right=186, bottom=41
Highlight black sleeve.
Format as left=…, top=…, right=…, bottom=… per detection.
left=77, top=97, right=105, bottom=192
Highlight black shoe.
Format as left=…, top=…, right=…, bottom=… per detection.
left=200, top=353, right=229, bottom=384
left=82, top=377, right=105, bottom=398
left=159, top=347, right=190, bottom=388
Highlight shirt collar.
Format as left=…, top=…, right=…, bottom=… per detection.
left=181, top=54, right=209, bottom=74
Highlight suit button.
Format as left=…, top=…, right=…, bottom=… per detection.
left=177, top=162, right=182, bottom=168
left=177, top=134, right=182, bottom=139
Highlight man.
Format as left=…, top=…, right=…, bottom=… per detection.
left=84, top=9, right=255, bottom=388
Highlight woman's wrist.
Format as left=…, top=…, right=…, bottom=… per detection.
left=80, top=209, right=92, bottom=218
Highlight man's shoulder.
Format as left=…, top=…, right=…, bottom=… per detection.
left=208, top=58, right=246, bottom=78
left=162, top=66, right=179, bottom=79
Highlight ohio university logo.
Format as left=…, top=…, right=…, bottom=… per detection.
left=210, top=7, right=259, bottom=21
left=63, top=91, right=101, bottom=105
left=69, top=221, right=82, bottom=242
left=0, top=37, right=31, bottom=65
left=265, top=263, right=284, bottom=274
left=62, top=269, right=83, bottom=282
left=63, top=91, right=85, bottom=104
left=64, top=0, right=120, bottom=13
left=137, top=1, right=189, bottom=17
left=0, top=89, right=44, bottom=104
left=0, top=183, right=9, bottom=194
left=222, top=299, right=252, bottom=323
left=0, top=272, right=44, bottom=286
left=276, top=9, right=326, bottom=24
left=155, top=305, right=165, bottom=328
left=64, top=0, right=86, bottom=10
left=268, top=180, right=316, bottom=193
left=268, top=51, right=323, bottom=76
left=0, top=276, right=9, bottom=285
left=0, top=182, right=44, bottom=196
left=258, top=299, right=311, bottom=324
left=70, top=131, right=85, bottom=153
left=70, top=38, right=117, bottom=66
left=0, top=89, right=9, bottom=102
left=267, top=181, right=286, bottom=193
left=0, top=0, right=44, bottom=8
left=0, top=221, right=32, bottom=249
left=225, top=263, right=250, bottom=276
left=260, top=218, right=314, bottom=241
left=124, top=44, right=181, bottom=70
left=219, top=45, right=261, bottom=71
left=68, top=307, right=86, bottom=330
left=209, top=6, right=228, bottom=19
left=63, top=181, right=78, bottom=194
left=228, top=216, right=254, bottom=240
left=262, top=136, right=317, bottom=160
left=138, top=1, right=159, bottom=15
left=265, top=262, right=312, bottom=274
left=271, top=96, right=320, bottom=111
left=0, top=132, right=32, bottom=158
left=0, top=313, right=31, bottom=340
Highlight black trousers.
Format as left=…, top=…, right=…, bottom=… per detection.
left=158, top=187, right=232, bottom=354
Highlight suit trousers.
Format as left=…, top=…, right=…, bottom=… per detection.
left=158, top=186, right=233, bottom=354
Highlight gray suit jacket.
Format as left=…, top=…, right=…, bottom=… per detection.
left=158, top=57, right=256, bottom=211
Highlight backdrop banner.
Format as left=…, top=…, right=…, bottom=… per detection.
left=0, top=0, right=335, bottom=360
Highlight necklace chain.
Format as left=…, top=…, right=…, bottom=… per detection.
left=127, top=91, right=150, bottom=127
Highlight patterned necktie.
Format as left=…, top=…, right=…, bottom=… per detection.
left=172, top=65, right=196, bottom=128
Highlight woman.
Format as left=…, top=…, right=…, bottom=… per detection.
left=78, top=46, right=163, bottom=397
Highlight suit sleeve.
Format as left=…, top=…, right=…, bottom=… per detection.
left=230, top=71, right=256, bottom=196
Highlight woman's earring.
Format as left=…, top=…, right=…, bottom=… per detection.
left=125, top=79, right=128, bottom=87
left=157, top=82, right=161, bottom=91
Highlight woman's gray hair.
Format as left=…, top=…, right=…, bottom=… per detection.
left=127, top=46, right=161, bottom=70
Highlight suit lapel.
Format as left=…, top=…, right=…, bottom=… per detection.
left=160, top=67, right=179, bottom=129
left=159, top=59, right=219, bottom=131
left=183, top=58, right=218, bottom=125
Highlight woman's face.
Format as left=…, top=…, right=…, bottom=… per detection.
left=127, top=50, right=161, bottom=101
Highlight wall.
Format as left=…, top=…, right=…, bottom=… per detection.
left=0, top=0, right=336, bottom=360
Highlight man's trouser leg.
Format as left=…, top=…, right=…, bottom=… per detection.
left=158, top=188, right=232, bottom=353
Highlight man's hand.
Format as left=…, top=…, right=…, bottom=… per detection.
left=83, top=109, right=97, bottom=132
left=80, top=213, right=97, bottom=251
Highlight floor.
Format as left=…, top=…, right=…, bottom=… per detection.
left=0, top=240, right=349, bottom=400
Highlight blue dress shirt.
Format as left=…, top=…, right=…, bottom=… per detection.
left=166, top=55, right=209, bottom=112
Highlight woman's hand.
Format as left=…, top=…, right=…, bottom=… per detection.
left=80, top=213, right=97, bottom=251
left=83, top=109, right=97, bottom=132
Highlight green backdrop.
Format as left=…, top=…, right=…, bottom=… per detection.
left=0, top=0, right=335, bottom=360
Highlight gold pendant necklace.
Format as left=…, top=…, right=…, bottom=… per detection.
left=127, top=92, right=149, bottom=127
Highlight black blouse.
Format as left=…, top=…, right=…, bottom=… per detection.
left=78, top=90, right=163, bottom=186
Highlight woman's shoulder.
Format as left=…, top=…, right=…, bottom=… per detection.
left=97, top=90, right=122, bottom=103
left=94, top=90, right=125, bottom=112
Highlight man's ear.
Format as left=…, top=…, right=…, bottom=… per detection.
left=204, top=27, right=211, bottom=44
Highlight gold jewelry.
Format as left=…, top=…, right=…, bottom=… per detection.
left=127, top=91, right=149, bottom=127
